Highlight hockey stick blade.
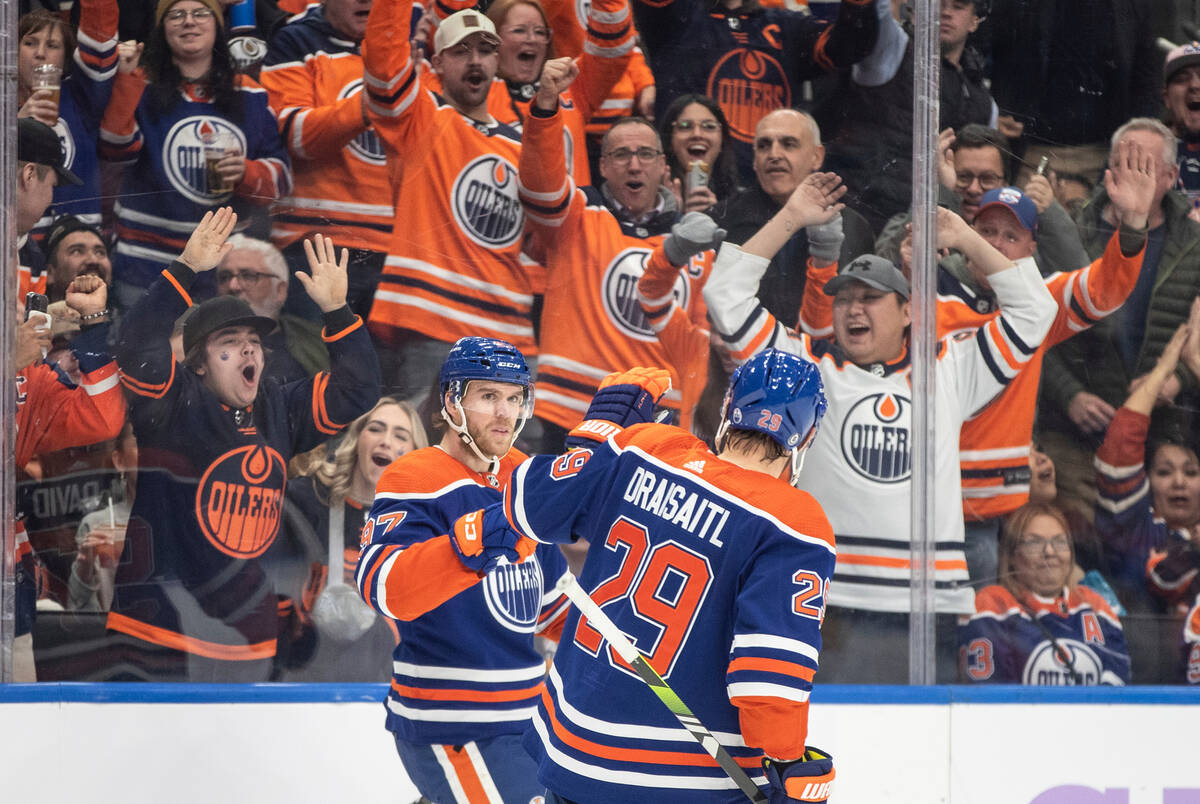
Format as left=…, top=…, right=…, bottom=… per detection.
left=555, top=573, right=767, bottom=803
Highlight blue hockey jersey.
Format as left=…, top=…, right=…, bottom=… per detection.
left=36, top=0, right=119, bottom=237
left=357, top=446, right=570, bottom=745
left=960, top=584, right=1131, bottom=685
left=502, top=423, right=836, bottom=803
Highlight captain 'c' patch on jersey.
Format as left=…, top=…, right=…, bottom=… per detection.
left=194, top=443, right=287, bottom=558
left=482, top=557, right=544, bottom=633
left=451, top=154, right=524, bottom=249
left=839, top=392, right=911, bottom=484
left=163, top=116, right=248, bottom=204
left=706, top=49, right=789, bottom=143
left=338, top=79, right=386, bottom=166
left=603, top=248, right=690, bottom=342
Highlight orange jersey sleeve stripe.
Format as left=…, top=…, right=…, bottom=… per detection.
left=391, top=680, right=546, bottom=703
left=119, top=361, right=176, bottom=398
left=106, top=611, right=275, bottom=660
left=727, top=656, right=816, bottom=683
left=322, top=315, right=363, bottom=342
left=162, top=268, right=194, bottom=306
left=310, top=372, right=340, bottom=435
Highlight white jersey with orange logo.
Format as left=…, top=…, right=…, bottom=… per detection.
left=798, top=230, right=1144, bottom=521
left=705, top=244, right=1056, bottom=613
left=362, top=0, right=534, bottom=352
left=260, top=5, right=395, bottom=252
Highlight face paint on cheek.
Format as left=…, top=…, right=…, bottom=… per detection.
left=220, top=352, right=230, bottom=361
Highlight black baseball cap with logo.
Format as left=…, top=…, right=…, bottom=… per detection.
left=183, top=295, right=276, bottom=356
left=18, top=118, right=82, bottom=186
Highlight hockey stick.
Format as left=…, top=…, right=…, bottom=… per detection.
left=554, top=573, right=767, bottom=803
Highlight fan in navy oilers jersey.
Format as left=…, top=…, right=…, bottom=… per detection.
left=959, top=502, right=1131, bottom=685
left=459, top=351, right=839, bottom=803
left=104, top=208, right=380, bottom=682
left=356, top=337, right=570, bottom=804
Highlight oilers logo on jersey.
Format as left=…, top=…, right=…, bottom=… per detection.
left=706, top=48, right=789, bottom=144
left=53, top=118, right=77, bottom=171
left=839, top=392, right=911, bottom=483
left=1022, top=639, right=1105, bottom=685
left=603, top=248, right=690, bottom=342
left=163, top=116, right=248, bottom=204
left=337, top=79, right=386, bottom=166
left=451, top=154, right=524, bottom=249
left=194, top=443, right=287, bottom=558
left=482, top=558, right=545, bottom=633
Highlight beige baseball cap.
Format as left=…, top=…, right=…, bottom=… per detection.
left=433, top=9, right=500, bottom=54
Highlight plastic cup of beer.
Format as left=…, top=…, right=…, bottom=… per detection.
left=31, top=63, right=61, bottom=107
left=202, top=130, right=239, bottom=194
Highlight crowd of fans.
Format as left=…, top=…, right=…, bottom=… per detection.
left=8, top=0, right=1200, bottom=691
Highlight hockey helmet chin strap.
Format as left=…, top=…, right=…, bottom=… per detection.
left=441, top=385, right=529, bottom=475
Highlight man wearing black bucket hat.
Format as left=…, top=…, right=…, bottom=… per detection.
left=101, top=207, right=380, bottom=682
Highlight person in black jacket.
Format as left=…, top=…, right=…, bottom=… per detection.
left=102, top=207, right=381, bottom=682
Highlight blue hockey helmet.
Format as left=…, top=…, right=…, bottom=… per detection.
left=438, top=337, right=535, bottom=470
left=717, top=349, right=827, bottom=485
left=439, top=336, right=532, bottom=391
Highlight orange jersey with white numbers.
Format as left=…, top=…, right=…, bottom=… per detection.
left=800, top=230, right=1144, bottom=521
left=363, top=0, right=534, bottom=352
left=518, top=108, right=712, bottom=430
left=260, top=8, right=394, bottom=252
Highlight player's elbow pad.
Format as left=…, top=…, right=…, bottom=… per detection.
left=763, top=746, right=835, bottom=803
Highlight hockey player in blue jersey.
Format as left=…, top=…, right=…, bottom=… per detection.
left=356, top=336, right=570, bottom=804
left=453, top=349, right=840, bottom=803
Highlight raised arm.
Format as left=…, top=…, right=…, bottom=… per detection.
left=517, top=58, right=586, bottom=236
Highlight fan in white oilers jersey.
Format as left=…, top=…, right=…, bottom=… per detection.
left=703, top=171, right=1057, bottom=682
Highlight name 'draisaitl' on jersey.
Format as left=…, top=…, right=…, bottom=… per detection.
left=623, top=465, right=730, bottom=547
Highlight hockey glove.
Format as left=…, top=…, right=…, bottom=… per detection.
left=805, top=213, right=844, bottom=265
left=451, top=504, right=535, bottom=576
left=762, top=747, right=835, bottom=804
left=663, top=211, right=727, bottom=266
left=566, top=367, right=672, bottom=448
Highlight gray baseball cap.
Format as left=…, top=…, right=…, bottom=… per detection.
left=823, top=255, right=911, bottom=300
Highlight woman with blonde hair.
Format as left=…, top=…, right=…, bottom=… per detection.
left=959, top=501, right=1131, bottom=685
left=275, top=397, right=427, bottom=680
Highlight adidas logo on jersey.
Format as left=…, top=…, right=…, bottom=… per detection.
left=683, top=459, right=706, bottom=474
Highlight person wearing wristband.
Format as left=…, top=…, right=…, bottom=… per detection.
left=101, top=207, right=379, bottom=682
left=14, top=271, right=126, bottom=681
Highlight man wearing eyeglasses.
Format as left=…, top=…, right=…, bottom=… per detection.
left=216, top=234, right=330, bottom=384
left=516, top=58, right=725, bottom=447
left=875, top=124, right=1089, bottom=284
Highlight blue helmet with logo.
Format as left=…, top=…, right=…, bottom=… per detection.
left=438, top=337, right=535, bottom=471
left=718, top=349, right=827, bottom=485
left=439, top=336, right=532, bottom=393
